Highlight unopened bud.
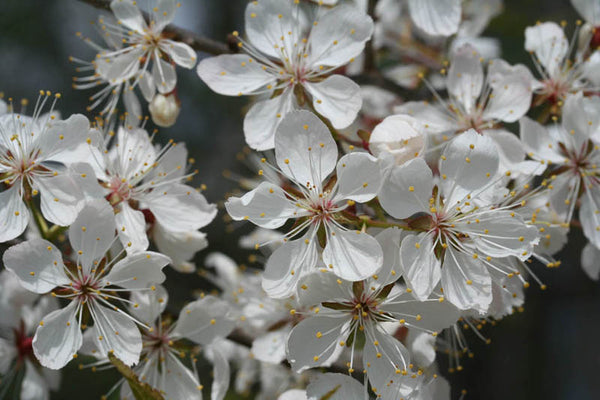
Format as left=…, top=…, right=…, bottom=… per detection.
left=149, top=93, right=180, bottom=127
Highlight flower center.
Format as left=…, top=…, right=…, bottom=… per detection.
left=72, top=278, right=101, bottom=302
left=106, top=176, right=132, bottom=205
left=14, top=323, right=33, bottom=360
left=308, top=197, right=335, bottom=224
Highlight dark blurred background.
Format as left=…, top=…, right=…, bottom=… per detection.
left=0, top=0, right=598, bottom=399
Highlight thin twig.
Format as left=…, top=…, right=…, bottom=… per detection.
left=77, top=0, right=233, bottom=55
left=363, top=0, right=378, bottom=74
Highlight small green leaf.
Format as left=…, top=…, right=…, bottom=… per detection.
left=108, top=354, right=165, bottom=400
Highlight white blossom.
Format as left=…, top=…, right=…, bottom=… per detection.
left=85, top=126, right=217, bottom=256
left=520, top=93, right=600, bottom=248
left=72, top=0, right=196, bottom=119
left=197, top=0, right=373, bottom=150
left=379, top=130, right=539, bottom=312
left=3, top=200, right=171, bottom=369
left=225, top=111, right=384, bottom=298
left=396, top=44, right=537, bottom=172
left=0, top=93, right=92, bottom=242
left=286, top=228, right=459, bottom=398
left=524, top=21, right=600, bottom=102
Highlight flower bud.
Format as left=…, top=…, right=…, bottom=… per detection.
left=149, top=93, right=181, bottom=127
left=369, top=114, right=424, bottom=166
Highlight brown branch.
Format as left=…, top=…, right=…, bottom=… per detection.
left=363, top=0, right=378, bottom=74
left=77, top=0, right=233, bottom=55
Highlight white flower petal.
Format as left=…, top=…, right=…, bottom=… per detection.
left=447, top=44, right=484, bottom=114
left=244, top=0, right=297, bottom=59
left=129, top=284, right=168, bottom=324
left=153, top=223, right=207, bottom=273
left=262, top=228, right=319, bottom=299
left=243, top=88, right=297, bottom=151
left=440, top=128, right=499, bottom=192
left=407, top=0, right=460, bottom=36
left=139, top=70, right=156, bottom=102
left=524, top=22, right=568, bottom=76
left=104, top=252, right=170, bottom=289
left=581, top=242, right=600, bottom=281
left=153, top=0, right=178, bottom=31
left=562, top=92, right=600, bottom=152
left=88, top=303, right=142, bottom=366
left=363, top=327, right=414, bottom=398
left=296, top=270, right=353, bottom=307
left=451, top=36, right=501, bottom=60
left=547, top=172, right=578, bottom=221
left=69, top=199, right=116, bottom=274
left=123, top=88, right=142, bottom=128
left=306, top=373, right=365, bottom=400
left=110, top=0, right=147, bottom=32
left=161, top=353, right=203, bottom=400
left=304, top=75, right=361, bottom=129
left=225, top=182, right=298, bottom=229
left=286, top=315, right=347, bottom=373
left=32, top=301, right=82, bottom=370
left=441, top=245, right=492, bottom=313
left=145, top=183, right=217, bottom=232
left=394, top=101, right=458, bottom=137
left=21, top=360, right=50, bottom=400
left=307, top=5, right=374, bottom=67
left=151, top=141, right=188, bottom=181
left=35, top=172, right=82, bottom=226
left=173, top=296, right=235, bottom=345
left=3, top=239, right=70, bottom=294
left=279, top=390, right=308, bottom=400
left=116, top=202, right=149, bottom=254
left=369, top=115, right=425, bottom=165
left=197, top=54, right=276, bottom=96
left=210, top=343, right=231, bottom=400
left=484, top=129, right=526, bottom=170
left=582, top=51, right=600, bottom=86
left=382, top=294, right=460, bottom=333
left=251, top=327, right=290, bottom=364
left=0, top=184, right=29, bottom=242
left=519, top=117, right=562, bottom=164
left=457, top=210, right=539, bottom=260
left=161, top=39, right=197, bottom=69
left=572, top=0, right=600, bottom=25
left=482, top=75, right=533, bottom=123
left=335, top=152, right=382, bottom=203
left=40, top=367, right=61, bottom=392
left=204, top=252, right=241, bottom=290
left=114, top=127, right=156, bottom=179
left=152, top=56, right=177, bottom=94
left=37, top=114, right=91, bottom=163
left=70, top=163, right=106, bottom=199
left=372, top=227, right=405, bottom=287
left=0, top=338, right=16, bottom=374
left=323, top=227, right=383, bottom=281
left=274, top=110, right=337, bottom=188
left=580, top=185, right=600, bottom=248
left=379, top=157, right=434, bottom=219
left=399, top=233, right=441, bottom=301
left=407, top=331, right=436, bottom=368
left=96, top=46, right=145, bottom=83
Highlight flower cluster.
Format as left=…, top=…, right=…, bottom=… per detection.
left=2, top=0, right=600, bottom=399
